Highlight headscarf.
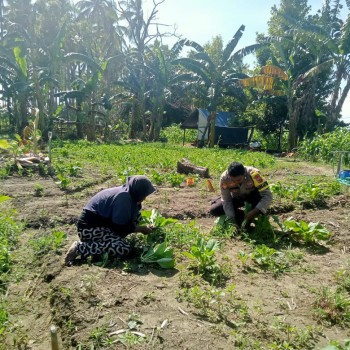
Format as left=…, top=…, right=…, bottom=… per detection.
left=126, top=175, right=156, bottom=203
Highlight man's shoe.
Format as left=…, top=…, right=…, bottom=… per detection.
left=64, top=241, right=79, bottom=266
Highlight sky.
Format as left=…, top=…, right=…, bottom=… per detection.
left=142, top=0, right=350, bottom=122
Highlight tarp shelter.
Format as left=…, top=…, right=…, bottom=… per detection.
left=181, top=108, right=254, bottom=147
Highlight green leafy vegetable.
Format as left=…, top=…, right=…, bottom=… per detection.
left=141, top=241, right=175, bottom=268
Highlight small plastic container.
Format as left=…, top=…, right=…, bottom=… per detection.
left=186, top=177, right=195, bottom=186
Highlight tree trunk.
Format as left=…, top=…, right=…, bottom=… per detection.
left=208, top=111, right=216, bottom=148
left=177, top=158, right=210, bottom=178
left=129, top=98, right=139, bottom=139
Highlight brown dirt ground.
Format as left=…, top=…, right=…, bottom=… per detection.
left=1, top=160, right=350, bottom=349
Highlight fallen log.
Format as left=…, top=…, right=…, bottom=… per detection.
left=177, top=158, right=210, bottom=178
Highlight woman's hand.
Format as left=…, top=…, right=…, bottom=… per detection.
left=135, top=225, right=155, bottom=235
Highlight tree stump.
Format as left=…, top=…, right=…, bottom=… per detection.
left=177, top=158, right=210, bottom=178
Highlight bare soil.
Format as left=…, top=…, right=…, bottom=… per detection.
left=1, top=160, right=350, bottom=349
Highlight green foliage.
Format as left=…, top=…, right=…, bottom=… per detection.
left=320, top=340, right=350, bottom=350
left=251, top=244, right=289, bottom=276
left=0, top=198, right=21, bottom=337
left=164, top=220, right=202, bottom=249
left=314, top=287, right=350, bottom=326
left=0, top=202, right=21, bottom=276
left=183, top=237, right=221, bottom=276
left=141, top=209, right=178, bottom=228
left=210, top=215, right=239, bottom=238
left=298, top=128, right=350, bottom=165
left=160, top=124, right=197, bottom=144
left=282, top=217, right=332, bottom=244
left=0, top=303, right=8, bottom=336
left=50, top=140, right=276, bottom=190
left=253, top=128, right=289, bottom=151
left=336, top=269, right=350, bottom=294
left=29, top=230, right=67, bottom=257
left=33, top=183, right=44, bottom=197
left=164, top=171, right=186, bottom=187
left=271, top=178, right=341, bottom=207
left=141, top=241, right=175, bottom=268
left=177, top=283, right=250, bottom=325
left=55, top=174, right=71, bottom=190
left=23, top=108, right=41, bottom=154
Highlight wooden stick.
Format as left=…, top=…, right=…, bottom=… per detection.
left=50, top=325, right=59, bottom=350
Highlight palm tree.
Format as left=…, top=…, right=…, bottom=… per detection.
left=172, top=25, right=261, bottom=146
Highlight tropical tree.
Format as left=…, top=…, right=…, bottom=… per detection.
left=303, top=0, right=350, bottom=127
left=172, top=26, right=260, bottom=146
left=116, top=0, right=171, bottom=139
left=249, top=0, right=339, bottom=150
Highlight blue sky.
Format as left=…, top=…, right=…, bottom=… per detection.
left=143, top=0, right=350, bottom=121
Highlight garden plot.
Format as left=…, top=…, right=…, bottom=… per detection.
left=0, top=149, right=350, bottom=350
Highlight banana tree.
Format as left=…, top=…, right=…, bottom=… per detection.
left=172, top=25, right=261, bottom=147
left=0, top=43, right=31, bottom=133
left=116, top=0, right=165, bottom=139
left=54, top=52, right=104, bottom=140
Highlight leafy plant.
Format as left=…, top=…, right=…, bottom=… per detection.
left=282, top=217, right=333, bottom=244
left=210, top=215, right=238, bottom=238
left=67, top=162, right=82, bottom=177
left=55, top=174, right=71, bottom=190
left=251, top=244, right=289, bottom=276
left=165, top=171, right=186, bottom=187
left=141, top=209, right=178, bottom=244
left=141, top=241, right=175, bottom=268
left=141, top=209, right=178, bottom=228
left=183, top=237, right=221, bottom=275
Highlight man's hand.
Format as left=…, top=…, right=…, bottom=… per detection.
left=244, top=208, right=260, bottom=226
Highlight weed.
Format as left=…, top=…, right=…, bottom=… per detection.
left=314, top=287, right=350, bottom=326
left=177, top=283, right=250, bottom=326
left=117, top=331, right=144, bottom=347
left=165, top=171, right=186, bottom=187
left=33, top=183, right=44, bottom=197
left=0, top=302, right=8, bottom=336
left=211, top=215, right=238, bottom=238
left=336, top=268, right=350, bottom=293
left=268, top=319, right=321, bottom=349
left=251, top=244, right=289, bottom=277
left=82, top=273, right=100, bottom=297
left=68, top=162, right=82, bottom=177
left=29, top=230, right=67, bottom=257
left=320, top=340, right=350, bottom=350
left=89, top=325, right=110, bottom=347
left=237, top=250, right=250, bottom=270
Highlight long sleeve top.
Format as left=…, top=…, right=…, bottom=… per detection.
left=219, top=166, right=273, bottom=219
left=79, top=175, right=155, bottom=237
